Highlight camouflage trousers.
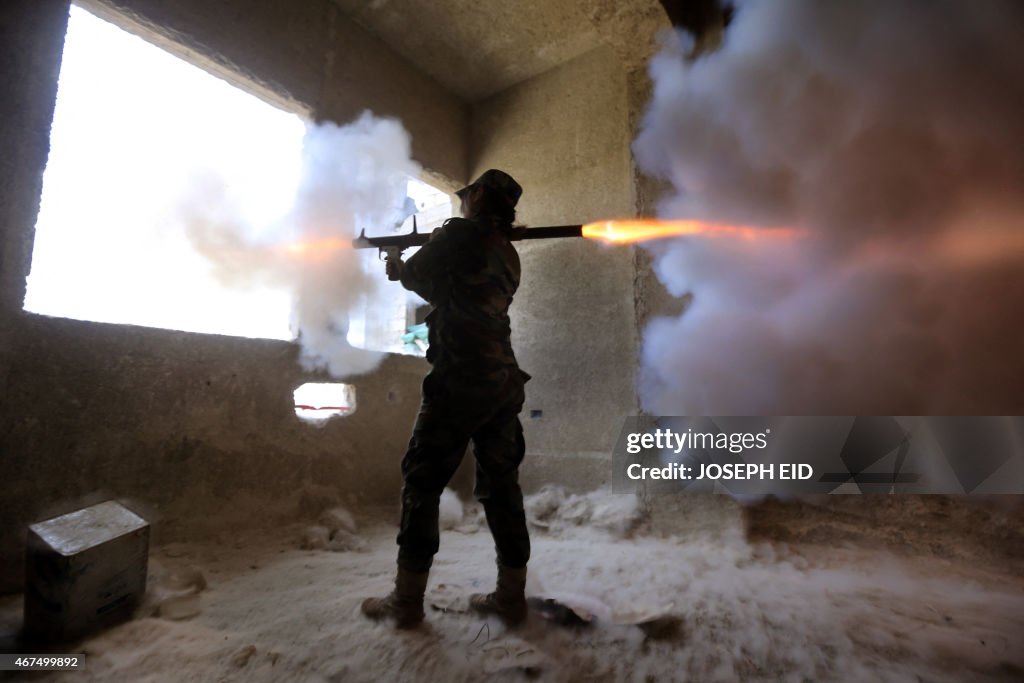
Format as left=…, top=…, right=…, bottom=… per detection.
left=396, top=366, right=531, bottom=573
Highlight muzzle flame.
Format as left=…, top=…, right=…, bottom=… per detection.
left=582, top=219, right=802, bottom=244
left=281, top=237, right=350, bottom=257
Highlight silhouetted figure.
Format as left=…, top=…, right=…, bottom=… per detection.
left=361, top=169, right=531, bottom=628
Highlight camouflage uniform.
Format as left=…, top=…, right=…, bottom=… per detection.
left=395, top=216, right=531, bottom=574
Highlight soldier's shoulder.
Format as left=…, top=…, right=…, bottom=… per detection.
left=436, top=218, right=489, bottom=247
left=441, top=217, right=478, bottom=235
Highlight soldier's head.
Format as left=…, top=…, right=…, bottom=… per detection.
left=456, top=169, right=522, bottom=227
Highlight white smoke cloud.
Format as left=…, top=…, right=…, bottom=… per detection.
left=634, top=0, right=1024, bottom=415
left=179, top=112, right=420, bottom=378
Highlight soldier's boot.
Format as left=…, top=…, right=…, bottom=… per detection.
left=361, top=567, right=429, bottom=629
left=469, top=563, right=528, bottom=625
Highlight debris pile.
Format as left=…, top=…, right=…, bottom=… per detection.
left=524, top=485, right=647, bottom=538
left=298, top=505, right=365, bottom=552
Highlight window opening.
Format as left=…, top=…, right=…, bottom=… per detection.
left=24, top=5, right=302, bottom=339
left=293, top=382, right=356, bottom=422
left=346, top=177, right=452, bottom=356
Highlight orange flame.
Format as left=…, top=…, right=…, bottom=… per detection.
left=581, top=219, right=803, bottom=244
left=281, top=237, right=350, bottom=257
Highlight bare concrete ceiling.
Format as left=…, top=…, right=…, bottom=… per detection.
left=331, top=0, right=668, bottom=102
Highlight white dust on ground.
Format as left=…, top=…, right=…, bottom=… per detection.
left=5, top=490, right=1023, bottom=682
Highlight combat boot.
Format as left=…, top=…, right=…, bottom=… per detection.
left=361, top=567, right=429, bottom=629
left=469, top=563, right=528, bottom=625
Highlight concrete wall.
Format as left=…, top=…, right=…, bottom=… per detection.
left=0, top=0, right=461, bottom=591
left=0, top=1, right=73, bottom=592
left=0, top=0, right=69, bottom=412
left=2, top=316, right=427, bottom=588
left=469, top=46, right=639, bottom=492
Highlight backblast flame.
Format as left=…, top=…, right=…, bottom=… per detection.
left=581, top=219, right=802, bottom=244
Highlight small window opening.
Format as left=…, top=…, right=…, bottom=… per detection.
left=293, top=383, right=356, bottom=422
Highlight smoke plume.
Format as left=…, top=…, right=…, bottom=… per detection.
left=179, top=112, right=420, bottom=377
left=634, top=0, right=1024, bottom=415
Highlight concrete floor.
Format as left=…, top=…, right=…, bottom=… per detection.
left=3, top=503, right=1022, bottom=683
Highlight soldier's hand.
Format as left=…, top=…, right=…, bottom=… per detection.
left=386, top=257, right=403, bottom=281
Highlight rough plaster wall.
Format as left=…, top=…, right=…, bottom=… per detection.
left=331, top=0, right=603, bottom=102
left=0, top=0, right=70, bottom=593
left=469, top=47, right=637, bottom=492
left=583, top=1, right=690, bottom=341
left=0, top=0, right=68, bottom=409
left=1, top=317, right=426, bottom=591
left=0, top=0, right=462, bottom=592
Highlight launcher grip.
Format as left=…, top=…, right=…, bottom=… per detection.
left=383, top=246, right=403, bottom=281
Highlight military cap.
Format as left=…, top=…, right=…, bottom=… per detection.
left=456, top=169, right=523, bottom=208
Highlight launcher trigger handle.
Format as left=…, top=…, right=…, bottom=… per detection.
left=383, top=246, right=403, bottom=280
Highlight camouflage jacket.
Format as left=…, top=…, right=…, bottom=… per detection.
left=399, top=217, right=521, bottom=376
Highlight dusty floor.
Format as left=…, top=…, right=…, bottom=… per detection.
left=2, top=501, right=1024, bottom=683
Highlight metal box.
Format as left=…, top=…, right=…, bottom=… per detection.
left=24, top=501, right=149, bottom=642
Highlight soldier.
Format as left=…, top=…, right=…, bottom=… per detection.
left=361, top=169, right=532, bottom=629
